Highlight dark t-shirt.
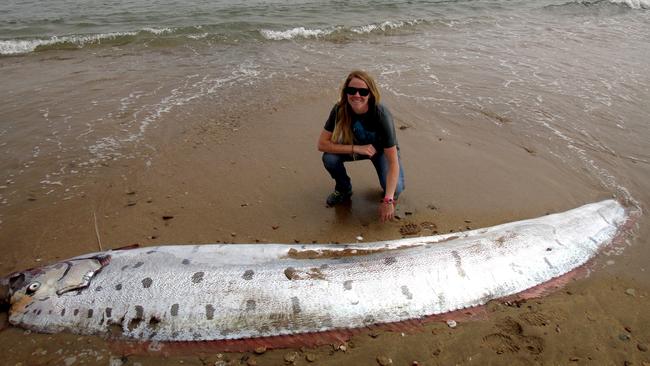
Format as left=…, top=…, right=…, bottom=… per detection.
left=323, top=103, right=398, bottom=150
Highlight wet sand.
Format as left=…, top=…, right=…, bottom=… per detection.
left=1, top=89, right=649, bottom=365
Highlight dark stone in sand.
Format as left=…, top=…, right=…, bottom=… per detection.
left=377, top=355, right=393, bottom=365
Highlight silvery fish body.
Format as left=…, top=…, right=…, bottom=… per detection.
left=2, top=200, right=628, bottom=341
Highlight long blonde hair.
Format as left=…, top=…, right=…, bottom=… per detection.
left=331, top=70, right=381, bottom=145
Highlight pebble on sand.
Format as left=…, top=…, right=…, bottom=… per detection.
left=625, top=288, right=636, bottom=297
left=376, top=355, right=393, bottom=365
left=638, top=343, right=648, bottom=352
left=284, top=352, right=298, bottom=363
left=253, top=347, right=267, bottom=354
left=446, top=319, right=457, bottom=328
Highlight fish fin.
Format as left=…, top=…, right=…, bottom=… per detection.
left=112, top=243, right=140, bottom=251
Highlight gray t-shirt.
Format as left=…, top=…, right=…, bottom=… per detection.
left=324, top=103, right=398, bottom=149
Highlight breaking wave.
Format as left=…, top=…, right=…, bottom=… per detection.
left=0, top=32, right=138, bottom=55
left=259, top=19, right=424, bottom=41
left=607, top=0, right=649, bottom=8
left=550, top=0, right=650, bottom=9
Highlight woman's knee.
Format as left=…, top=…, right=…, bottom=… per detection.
left=322, top=153, right=343, bottom=170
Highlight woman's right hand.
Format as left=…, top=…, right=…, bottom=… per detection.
left=354, top=144, right=376, bottom=157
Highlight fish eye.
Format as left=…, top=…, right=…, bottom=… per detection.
left=26, top=282, right=41, bottom=294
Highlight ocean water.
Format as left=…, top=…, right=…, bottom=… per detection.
left=0, top=0, right=649, bottom=220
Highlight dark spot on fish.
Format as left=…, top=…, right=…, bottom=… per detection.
left=384, top=257, right=397, bottom=265
left=171, top=304, right=179, bottom=316
left=115, top=284, right=122, bottom=291
left=206, top=304, right=215, bottom=320
left=128, top=313, right=143, bottom=332
left=142, top=278, right=153, bottom=288
left=320, top=264, right=329, bottom=270
left=284, top=267, right=298, bottom=280
left=291, top=297, right=302, bottom=315
left=260, top=325, right=270, bottom=333
left=242, top=270, right=254, bottom=280
left=146, top=250, right=156, bottom=254
left=320, top=315, right=334, bottom=328
left=544, top=257, right=554, bottom=269
left=220, top=329, right=231, bottom=336
left=399, top=311, right=410, bottom=317
left=171, top=331, right=179, bottom=338
left=135, top=305, right=144, bottom=319
left=246, top=300, right=256, bottom=311
left=87, top=309, right=94, bottom=318
left=148, top=316, right=161, bottom=328
left=364, top=315, right=376, bottom=324
left=95, top=286, right=103, bottom=292
left=451, top=250, right=466, bottom=277
left=401, top=285, right=413, bottom=300
left=193, top=333, right=202, bottom=340
left=121, top=265, right=129, bottom=271
left=48, top=310, right=52, bottom=314
left=105, top=308, right=112, bottom=318
left=182, top=259, right=190, bottom=265
left=344, top=280, right=353, bottom=290
left=438, top=293, right=447, bottom=308
left=133, top=261, right=144, bottom=268
left=192, top=272, right=204, bottom=283
left=74, top=309, right=79, bottom=316
left=61, top=309, right=66, bottom=317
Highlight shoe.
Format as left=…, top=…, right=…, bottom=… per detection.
left=326, top=190, right=352, bottom=206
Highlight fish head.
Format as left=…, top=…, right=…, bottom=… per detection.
left=3, top=256, right=110, bottom=317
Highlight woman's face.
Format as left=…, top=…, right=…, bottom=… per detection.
left=346, top=77, right=370, bottom=114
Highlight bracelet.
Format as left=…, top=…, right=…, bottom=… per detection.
left=383, top=197, right=394, bottom=204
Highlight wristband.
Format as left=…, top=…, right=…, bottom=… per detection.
left=383, top=197, right=394, bottom=204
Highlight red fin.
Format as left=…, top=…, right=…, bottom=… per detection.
left=112, top=243, right=140, bottom=251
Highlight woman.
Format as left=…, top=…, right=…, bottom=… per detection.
left=317, top=70, right=405, bottom=222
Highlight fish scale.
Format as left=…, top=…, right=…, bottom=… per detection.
left=3, top=200, right=629, bottom=342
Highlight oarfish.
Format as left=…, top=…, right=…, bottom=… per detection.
left=0, top=200, right=629, bottom=345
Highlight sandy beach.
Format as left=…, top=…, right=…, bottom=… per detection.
left=1, top=79, right=649, bottom=365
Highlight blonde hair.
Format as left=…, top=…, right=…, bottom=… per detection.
left=331, top=70, right=381, bottom=145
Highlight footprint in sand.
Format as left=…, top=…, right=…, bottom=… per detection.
left=483, top=316, right=545, bottom=355
left=519, top=310, right=550, bottom=327
left=399, top=222, right=421, bottom=236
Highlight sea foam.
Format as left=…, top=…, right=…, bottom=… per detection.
left=260, top=19, right=423, bottom=41
left=259, top=27, right=334, bottom=40
left=609, top=0, right=650, bottom=8
left=0, top=32, right=137, bottom=55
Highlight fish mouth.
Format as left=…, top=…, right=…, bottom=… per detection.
left=0, top=275, right=9, bottom=311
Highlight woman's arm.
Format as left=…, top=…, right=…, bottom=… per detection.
left=317, top=129, right=376, bottom=156
left=379, top=145, right=399, bottom=222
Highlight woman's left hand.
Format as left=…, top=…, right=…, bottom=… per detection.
left=379, top=201, right=395, bottom=222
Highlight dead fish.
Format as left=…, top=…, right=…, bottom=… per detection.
left=1, top=200, right=629, bottom=343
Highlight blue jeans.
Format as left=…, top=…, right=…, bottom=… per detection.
left=322, top=151, right=405, bottom=198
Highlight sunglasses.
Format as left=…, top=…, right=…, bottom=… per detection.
left=344, top=86, right=370, bottom=97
